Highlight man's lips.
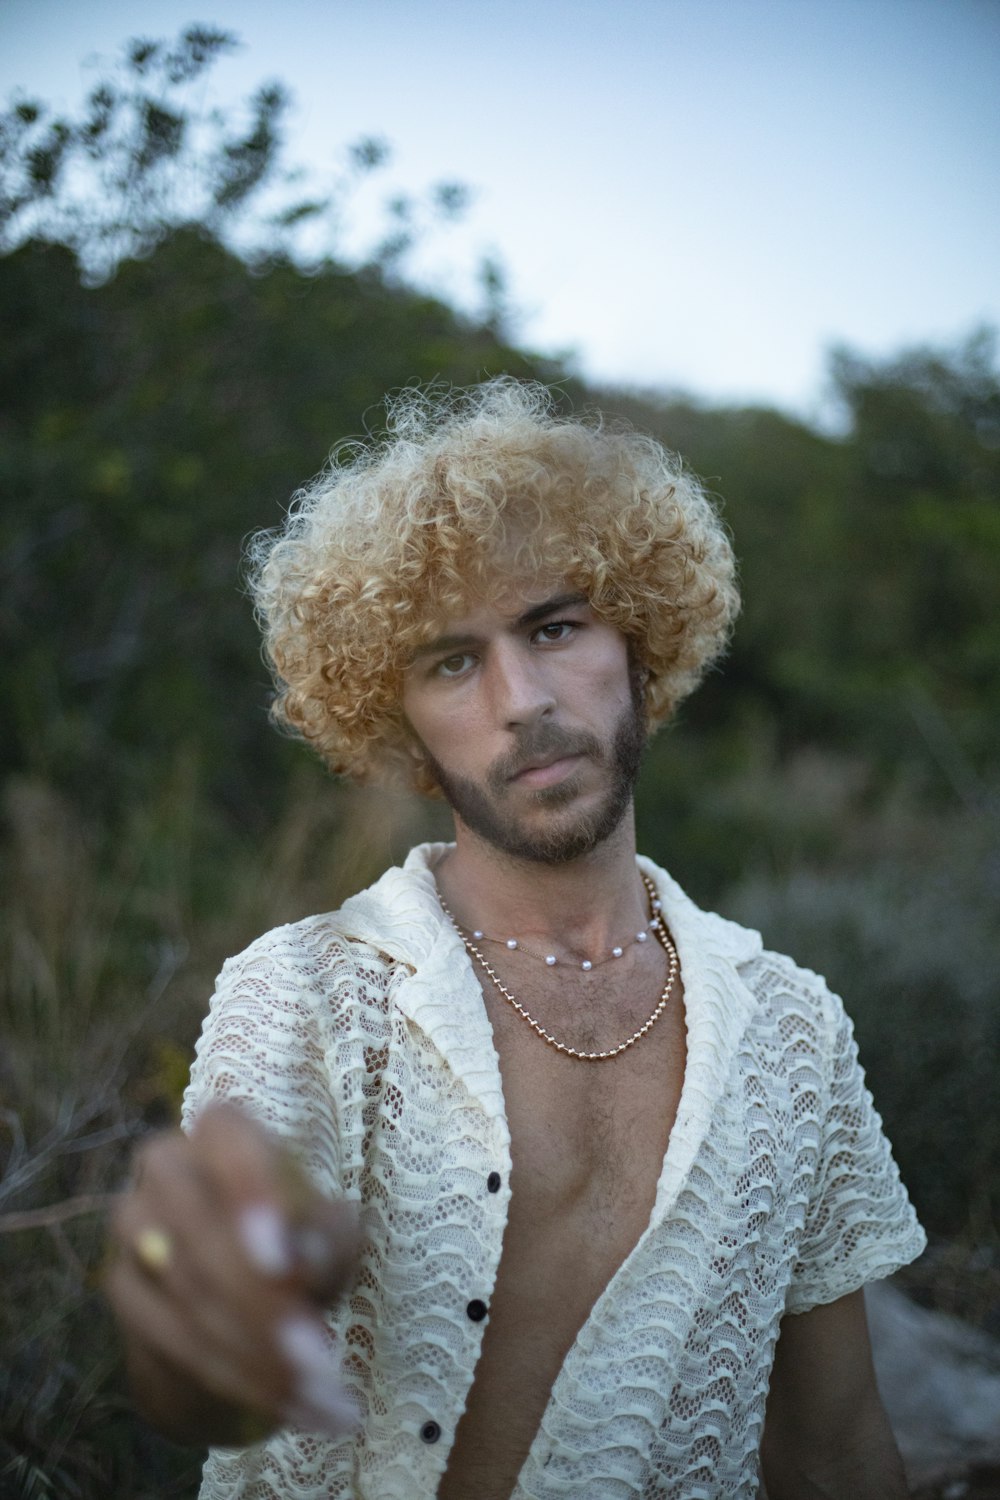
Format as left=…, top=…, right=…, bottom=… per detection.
left=509, top=754, right=584, bottom=788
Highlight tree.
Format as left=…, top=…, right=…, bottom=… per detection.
left=826, top=328, right=1000, bottom=774
left=0, top=25, right=471, bottom=283
left=1, top=28, right=283, bottom=280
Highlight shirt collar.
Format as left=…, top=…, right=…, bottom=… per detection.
left=329, top=845, right=765, bottom=1149
left=330, top=844, right=508, bottom=1118
left=333, top=842, right=762, bottom=968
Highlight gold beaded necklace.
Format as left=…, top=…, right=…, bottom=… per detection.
left=439, top=873, right=680, bottom=1062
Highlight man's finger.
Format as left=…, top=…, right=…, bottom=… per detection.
left=290, top=1199, right=362, bottom=1303
left=193, top=1104, right=362, bottom=1300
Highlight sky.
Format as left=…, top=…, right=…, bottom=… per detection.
left=2, top=0, right=998, bottom=419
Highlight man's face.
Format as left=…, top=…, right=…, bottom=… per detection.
left=401, top=583, right=646, bottom=864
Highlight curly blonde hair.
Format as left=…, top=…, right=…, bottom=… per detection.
left=247, top=379, right=739, bottom=792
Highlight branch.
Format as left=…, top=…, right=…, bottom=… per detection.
left=0, top=1192, right=114, bottom=1233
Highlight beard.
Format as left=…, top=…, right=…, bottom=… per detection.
left=419, top=695, right=646, bottom=865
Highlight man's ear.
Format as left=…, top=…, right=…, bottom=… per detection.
left=627, top=646, right=650, bottom=712
left=399, top=717, right=425, bottom=762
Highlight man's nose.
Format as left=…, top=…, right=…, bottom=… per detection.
left=487, top=641, right=556, bottom=727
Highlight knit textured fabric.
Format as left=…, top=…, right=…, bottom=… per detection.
left=182, top=844, right=925, bottom=1499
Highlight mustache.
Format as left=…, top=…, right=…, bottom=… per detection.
left=487, top=725, right=605, bottom=791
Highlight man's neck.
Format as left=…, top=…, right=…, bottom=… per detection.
left=433, top=810, right=649, bottom=957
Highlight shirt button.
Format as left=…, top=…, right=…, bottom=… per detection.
left=466, top=1298, right=488, bottom=1322
left=420, top=1420, right=441, bottom=1444
left=487, top=1171, right=501, bottom=1193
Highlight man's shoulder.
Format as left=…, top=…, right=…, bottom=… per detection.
left=216, top=842, right=450, bottom=991
left=638, top=855, right=845, bottom=1038
left=741, top=942, right=846, bottom=1033
left=216, top=911, right=398, bottom=995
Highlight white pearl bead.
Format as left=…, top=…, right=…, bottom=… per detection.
left=473, top=931, right=484, bottom=940
left=506, top=938, right=518, bottom=950
left=612, top=946, right=624, bottom=958
left=545, top=955, right=557, bottom=966
left=581, top=960, right=593, bottom=971
left=637, top=931, right=648, bottom=942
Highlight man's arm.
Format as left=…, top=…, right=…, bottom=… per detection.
left=761, top=1288, right=908, bottom=1500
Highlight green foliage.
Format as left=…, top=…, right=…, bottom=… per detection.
left=0, top=231, right=553, bottom=826
left=599, top=334, right=1000, bottom=784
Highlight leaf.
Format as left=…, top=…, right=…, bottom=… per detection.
left=135, top=101, right=184, bottom=171
left=127, top=39, right=160, bottom=74
left=432, top=181, right=471, bottom=219
left=349, top=135, right=390, bottom=173
left=164, top=26, right=238, bottom=84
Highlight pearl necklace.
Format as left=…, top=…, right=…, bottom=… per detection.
left=453, top=875, right=665, bottom=971
left=439, top=873, right=680, bottom=1062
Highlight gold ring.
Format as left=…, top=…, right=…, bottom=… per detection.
left=135, top=1226, right=173, bottom=1275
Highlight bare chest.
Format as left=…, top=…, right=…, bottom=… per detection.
left=438, top=952, right=686, bottom=1499
left=493, top=953, right=687, bottom=1307
left=485, top=939, right=685, bottom=1207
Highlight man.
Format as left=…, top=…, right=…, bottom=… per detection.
left=107, top=379, right=925, bottom=1499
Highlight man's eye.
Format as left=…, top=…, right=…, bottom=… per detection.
left=435, top=652, right=473, bottom=678
left=536, top=621, right=574, bottom=642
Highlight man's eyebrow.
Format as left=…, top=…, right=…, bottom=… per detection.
left=516, top=592, right=589, bottom=628
left=410, top=631, right=480, bottom=662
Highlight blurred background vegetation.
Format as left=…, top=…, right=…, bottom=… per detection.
left=0, top=26, right=997, bottom=1498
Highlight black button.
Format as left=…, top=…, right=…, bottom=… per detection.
left=466, top=1298, right=488, bottom=1322
left=487, top=1171, right=501, bottom=1193
left=420, top=1420, right=441, bottom=1444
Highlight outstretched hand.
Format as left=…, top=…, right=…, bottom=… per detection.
left=105, top=1102, right=362, bottom=1447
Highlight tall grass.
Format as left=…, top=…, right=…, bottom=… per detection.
left=0, top=762, right=437, bottom=1497
left=720, top=753, right=1000, bottom=1332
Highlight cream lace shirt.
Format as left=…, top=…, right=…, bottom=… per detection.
left=182, top=843, right=925, bottom=1500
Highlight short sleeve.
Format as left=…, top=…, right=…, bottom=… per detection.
left=181, top=925, right=346, bottom=1198
left=784, top=988, right=926, bottom=1315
